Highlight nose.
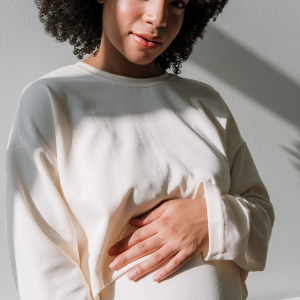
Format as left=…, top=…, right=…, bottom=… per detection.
left=143, top=0, right=167, bottom=28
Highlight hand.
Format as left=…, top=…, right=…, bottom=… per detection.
left=107, top=198, right=209, bottom=283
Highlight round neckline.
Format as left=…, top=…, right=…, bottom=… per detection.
left=74, top=61, right=174, bottom=88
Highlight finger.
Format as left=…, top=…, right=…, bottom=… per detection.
left=129, top=201, right=169, bottom=226
left=127, top=244, right=177, bottom=281
left=109, top=234, right=162, bottom=270
left=152, top=250, right=195, bottom=282
left=108, top=221, right=158, bottom=256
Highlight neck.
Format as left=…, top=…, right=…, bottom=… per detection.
left=83, top=34, right=165, bottom=79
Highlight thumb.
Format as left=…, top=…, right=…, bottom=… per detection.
left=129, top=201, right=168, bottom=226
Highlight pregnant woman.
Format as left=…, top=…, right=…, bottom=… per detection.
left=5, top=0, right=275, bottom=299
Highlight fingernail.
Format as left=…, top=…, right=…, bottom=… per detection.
left=127, top=270, right=137, bottom=280
left=109, top=260, right=118, bottom=270
left=153, top=273, right=161, bottom=282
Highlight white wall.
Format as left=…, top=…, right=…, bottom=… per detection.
left=1, top=0, right=299, bottom=299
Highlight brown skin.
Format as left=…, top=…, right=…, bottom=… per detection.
left=83, top=0, right=209, bottom=283
left=83, top=0, right=189, bottom=78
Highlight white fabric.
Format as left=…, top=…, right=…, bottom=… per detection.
left=5, top=61, right=275, bottom=300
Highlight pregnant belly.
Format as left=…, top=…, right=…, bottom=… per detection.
left=99, top=253, right=243, bottom=300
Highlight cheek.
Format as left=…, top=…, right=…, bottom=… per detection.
left=115, top=0, right=138, bottom=29
left=116, top=0, right=130, bottom=20
left=166, top=17, right=184, bottom=41
left=103, top=0, right=134, bottom=40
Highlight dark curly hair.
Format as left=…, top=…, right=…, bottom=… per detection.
left=34, top=0, right=229, bottom=75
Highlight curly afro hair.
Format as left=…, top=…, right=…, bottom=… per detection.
left=34, top=0, right=229, bottom=76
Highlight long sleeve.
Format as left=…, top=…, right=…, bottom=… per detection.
left=5, top=82, right=94, bottom=300
left=202, top=102, right=275, bottom=277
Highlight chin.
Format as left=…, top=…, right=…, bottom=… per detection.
left=126, top=53, right=157, bottom=66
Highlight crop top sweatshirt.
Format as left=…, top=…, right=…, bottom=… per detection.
left=5, top=61, right=275, bottom=300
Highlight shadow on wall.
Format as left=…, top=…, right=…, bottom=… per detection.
left=188, top=25, right=300, bottom=178
left=189, top=25, right=300, bottom=128
left=281, top=133, right=300, bottom=180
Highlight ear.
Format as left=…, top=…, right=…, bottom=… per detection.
left=97, top=0, right=104, bottom=4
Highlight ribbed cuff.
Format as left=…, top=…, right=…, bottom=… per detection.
left=201, top=181, right=225, bottom=261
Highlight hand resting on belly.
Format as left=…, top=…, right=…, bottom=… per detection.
left=107, top=197, right=209, bottom=283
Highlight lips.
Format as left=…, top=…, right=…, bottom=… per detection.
left=130, top=33, right=161, bottom=49
left=131, top=32, right=162, bottom=44
left=140, top=36, right=158, bottom=43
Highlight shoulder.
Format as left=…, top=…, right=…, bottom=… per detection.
left=171, top=75, right=232, bottom=141
left=171, top=75, right=229, bottom=118
left=169, top=75, right=244, bottom=152
left=7, top=64, right=81, bottom=153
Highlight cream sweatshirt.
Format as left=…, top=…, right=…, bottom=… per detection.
left=5, top=62, right=275, bottom=300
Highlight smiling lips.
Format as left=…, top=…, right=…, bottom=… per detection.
left=131, top=32, right=162, bottom=49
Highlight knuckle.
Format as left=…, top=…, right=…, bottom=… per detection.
left=177, top=234, right=186, bottom=244
left=188, top=242, right=198, bottom=254
left=163, top=227, right=176, bottom=237
left=119, top=253, right=128, bottom=264
left=172, top=257, right=183, bottom=268
left=131, top=231, right=141, bottom=244
left=136, top=264, right=144, bottom=275
left=153, top=251, right=164, bottom=264
left=137, top=241, right=147, bottom=253
left=160, top=217, right=169, bottom=227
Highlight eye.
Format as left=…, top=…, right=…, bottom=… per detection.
left=171, top=0, right=187, bottom=9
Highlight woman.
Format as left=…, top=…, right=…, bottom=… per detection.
left=5, top=0, right=275, bottom=299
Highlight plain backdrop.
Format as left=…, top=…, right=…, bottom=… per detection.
left=1, top=0, right=299, bottom=299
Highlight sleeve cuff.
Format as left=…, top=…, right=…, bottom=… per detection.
left=201, top=181, right=225, bottom=261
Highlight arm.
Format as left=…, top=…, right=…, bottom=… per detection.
left=202, top=103, right=275, bottom=272
left=5, top=82, right=94, bottom=300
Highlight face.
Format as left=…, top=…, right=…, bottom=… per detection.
left=96, top=0, right=189, bottom=74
